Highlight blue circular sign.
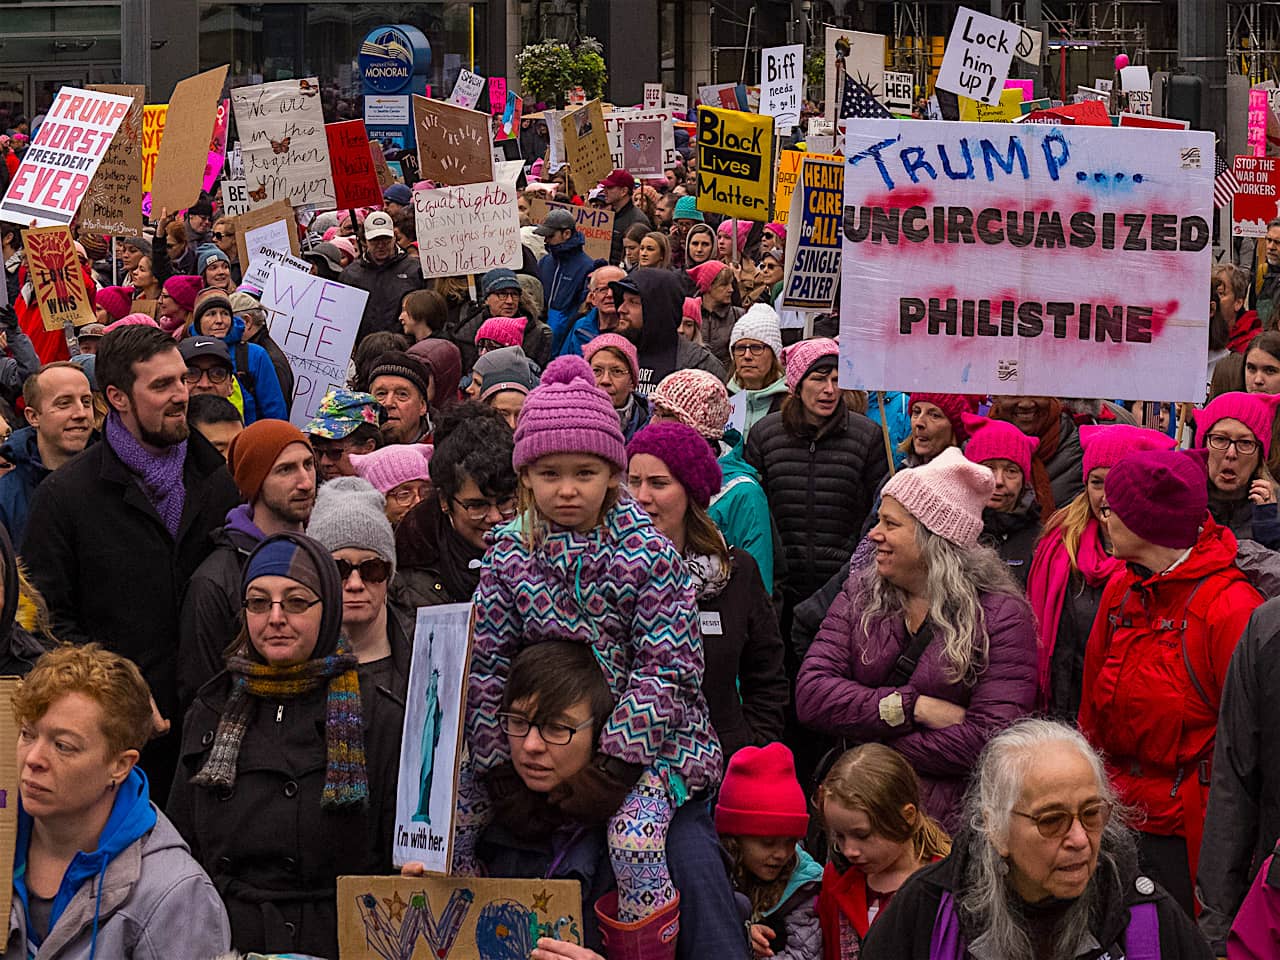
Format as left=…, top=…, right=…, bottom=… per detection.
left=359, top=25, right=430, bottom=95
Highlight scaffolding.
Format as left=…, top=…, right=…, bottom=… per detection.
left=1229, top=1, right=1280, bottom=84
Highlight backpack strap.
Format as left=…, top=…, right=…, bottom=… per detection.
left=929, top=890, right=966, bottom=960
left=1123, top=901, right=1160, bottom=960
left=1176, top=574, right=1230, bottom=712
left=235, top=341, right=256, bottom=394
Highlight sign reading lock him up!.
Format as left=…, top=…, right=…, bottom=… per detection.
left=935, top=6, right=1018, bottom=105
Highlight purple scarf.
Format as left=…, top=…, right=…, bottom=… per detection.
left=106, top=411, right=188, bottom=537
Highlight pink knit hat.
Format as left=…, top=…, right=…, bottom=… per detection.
left=783, top=338, right=839, bottom=394
left=476, top=315, right=528, bottom=349
left=330, top=236, right=359, bottom=262
left=1195, top=391, right=1280, bottom=458
left=881, top=446, right=994, bottom=547
left=626, top=422, right=723, bottom=508
left=651, top=369, right=733, bottom=439
left=349, top=444, right=433, bottom=496
left=681, top=297, right=703, bottom=328
left=512, top=355, right=627, bottom=471
left=717, top=218, right=752, bottom=253
left=714, top=743, right=808, bottom=838
left=687, top=260, right=728, bottom=295
left=1080, top=424, right=1177, bottom=480
left=764, top=221, right=787, bottom=243
left=961, top=413, right=1040, bottom=480
left=94, top=285, right=134, bottom=321
left=105, top=314, right=160, bottom=331
left=163, top=274, right=203, bottom=314
left=583, top=333, right=640, bottom=386
left=909, top=393, right=976, bottom=442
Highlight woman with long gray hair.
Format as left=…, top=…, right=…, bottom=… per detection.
left=861, top=719, right=1211, bottom=959
left=796, top=447, right=1037, bottom=831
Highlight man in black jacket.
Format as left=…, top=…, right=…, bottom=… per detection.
left=339, top=210, right=426, bottom=342
left=600, top=169, right=652, bottom=264
left=610, top=268, right=725, bottom=396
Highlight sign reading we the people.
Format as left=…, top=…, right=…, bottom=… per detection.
left=839, top=119, right=1215, bottom=402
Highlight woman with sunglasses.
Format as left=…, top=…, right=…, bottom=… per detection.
left=862, top=719, right=1211, bottom=960
left=1192, top=391, right=1280, bottom=549
left=167, top=531, right=403, bottom=959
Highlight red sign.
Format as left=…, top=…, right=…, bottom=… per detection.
left=1117, top=113, right=1189, bottom=131
left=324, top=120, right=383, bottom=210
left=1231, top=155, right=1280, bottom=239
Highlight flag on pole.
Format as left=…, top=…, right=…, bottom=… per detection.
left=838, top=74, right=891, bottom=120
left=1214, top=153, right=1241, bottom=210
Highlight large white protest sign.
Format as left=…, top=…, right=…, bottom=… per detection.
left=644, top=83, right=664, bottom=109
left=232, top=78, right=336, bottom=210
left=839, top=119, right=1214, bottom=402
left=665, top=92, right=689, bottom=117
left=936, top=7, right=1018, bottom=105
left=447, top=68, right=485, bottom=110
left=0, top=86, right=134, bottom=226
left=761, top=45, right=804, bottom=132
left=259, top=264, right=367, bottom=426
left=414, top=181, right=520, bottom=278
left=603, top=108, right=677, bottom=172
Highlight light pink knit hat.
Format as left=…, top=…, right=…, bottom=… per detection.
left=881, top=446, right=994, bottom=547
left=651, top=369, right=733, bottom=439
left=348, top=444, right=433, bottom=495
left=583, top=333, right=640, bottom=386
left=783, top=338, right=839, bottom=393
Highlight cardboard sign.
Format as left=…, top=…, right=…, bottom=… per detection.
left=414, top=181, right=520, bottom=278
left=393, top=603, right=472, bottom=871
left=824, top=28, right=886, bottom=120
left=604, top=108, right=677, bottom=172
left=883, top=71, right=914, bottom=115
left=81, top=83, right=145, bottom=237
left=325, top=121, right=383, bottom=209
left=959, top=87, right=1024, bottom=122
left=781, top=157, right=843, bottom=312
left=151, top=65, right=228, bottom=216
left=412, top=96, right=494, bottom=187
left=527, top=197, right=613, bottom=261
left=140, top=104, right=166, bottom=195
left=203, top=97, right=231, bottom=193
left=370, top=141, right=396, bottom=188
left=129, top=298, right=158, bottom=319
left=24, top=226, right=95, bottom=330
left=761, top=44, right=804, bottom=132
left=0, top=86, right=135, bottom=227
left=337, top=875, right=583, bottom=960
left=839, top=119, right=1214, bottom=402
left=644, top=82, right=664, bottom=109
left=936, top=7, right=1018, bottom=105
left=774, top=149, right=842, bottom=224
left=447, top=69, right=485, bottom=110
left=220, top=179, right=251, bottom=217
left=234, top=198, right=299, bottom=272
left=1231, top=156, right=1280, bottom=238
left=259, top=263, right=367, bottom=427
left=696, top=106, right=774, bottom=220
left=561, top=100, right=612, bottom=192
left=232, top=77, right=336, bottom=211
left=240, top=244, right=311, bottom=295
left=620, top=118, right=666, bottom=178
left=0, top=680, right=18, bottom=931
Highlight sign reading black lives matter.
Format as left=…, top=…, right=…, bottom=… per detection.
left=695, top=106, right=774, bottom=220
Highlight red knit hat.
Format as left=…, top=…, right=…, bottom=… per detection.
left=475, top=315, right=528, bottom=349
left=1080, top=424, right=1177, bottom=480
left=714, top=743, right=809, bottom=838
left=909, top=393, right=976, bottom=442
left=687, top=259, right=728, bottom=295
left=962, top=413, right=1040, bottom=480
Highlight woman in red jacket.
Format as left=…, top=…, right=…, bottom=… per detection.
left=1078, top=447, right=1264, bottom=916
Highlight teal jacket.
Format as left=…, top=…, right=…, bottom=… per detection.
left=866, top=391, right=910, bottom=468
left=729, top=377, right=789, bottom=443
left=711, top=435, right=775, bottom=591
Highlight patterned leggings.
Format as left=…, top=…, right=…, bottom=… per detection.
left=453, top=761, right=676, bottom=922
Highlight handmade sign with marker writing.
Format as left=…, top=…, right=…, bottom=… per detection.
left=232, top=77, right=336, bottom=210
left=326, top=121, right=384, bottom=209
left=81, top=84, right=145, bottom=237
left=414, top=181, right=520, bottom=278
left=141, top=104, right=166, bottom=196
left=527, top=197, right=614, bottom=261
left=936, top=6, right=1018, bottom=106
left=413, top=96, right=494, bottom=187
left=561, top=100, right=612, bottom=192
left=447, top=69, right=485, bottom=110
left=761, top=44, right=804, bottom=132
left=696, top=106, right=774, bottom=220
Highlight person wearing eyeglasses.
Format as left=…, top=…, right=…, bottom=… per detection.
left=1078, top=447, right=1264, bottom=916
left=178, top=335, right=238, bottom=410
left=302, top=389, right=385, bottom=484
left=349, top=443, right=433, bottom=526
left=862, top=719, right=1211, bottom=960
left=726, top=305, right=787, bottom=442
left=210, top=217, right=242, bottom=285
left=167, top=532, right=403, bottom=959
left=1190, top=392, right=1280, bottom=550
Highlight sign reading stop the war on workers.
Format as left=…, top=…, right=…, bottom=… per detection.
left=0, top=86, right=134, bottom=226
left=696, top=106, right=773, bottom=220
left=839, top=119, right=1215, bottom=402
left=1231, top=156, right=1280, bottom=238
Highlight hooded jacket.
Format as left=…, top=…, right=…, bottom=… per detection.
left=608, top=200, right=652, bottom=264
left=711, top=438, right=775, bottom=591
left=339, top=247, right=427, bottom=342
left=760, top=846, right=823, bottom=960
left=246, top=323, right=294, bottom=409
left=0, top=524, right=50, bottom=677
left=0, top=426, right=50, bottom=549
left=6, top=769, right=230, bottom=960
left=536, top=233, right=598, bottom=345
left=627, top=267, right=726, bottom=396
left=191, top=316, right=287, bottom=425
left=728, top=376, right=788, bottom=443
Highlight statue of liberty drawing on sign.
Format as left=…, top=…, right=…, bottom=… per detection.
left=412, top=629, right=445, bottom=823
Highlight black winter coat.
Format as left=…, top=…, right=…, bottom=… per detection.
left=978, top=502, right=1042, bottom=589
left=178, top=523, right=259, bottom=709
left=746, top=408, right=888, bottom=603
left=453, top=305, right=553, bottom=371
left=340, top=249, right=427, bottom=342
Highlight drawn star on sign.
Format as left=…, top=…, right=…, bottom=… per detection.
left=382, top=889, right=408, bottom=922
left=532, top=887, right=553, bottom=912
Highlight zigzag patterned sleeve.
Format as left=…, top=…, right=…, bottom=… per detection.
left=598, top=547, right=702, bottom=768
left=466, top=549, right=521, bottom=773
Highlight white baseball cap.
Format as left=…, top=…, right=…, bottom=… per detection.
left=364, top=210, right=395, bottom=240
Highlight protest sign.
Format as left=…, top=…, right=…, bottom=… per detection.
left=665, top=92, right=689, bottom=117
left=527, top=197, right=614, bottom=261
left=958, top=87, right=1024, bottom=122
left=81, top=83, right=144, bottom=237
left=561, top=100, right=612, bottom=193
left=761, top=45, right=804, bottom=131
left=824, top=27, right=886, bottom=120
left=337, top=875, right=583, bottom=959
left=325, top=121, right=383, bottom=209
left=620, top=118, right=666, bottom=178
left=1121, top=66, right=1152, bottom=117
left=203, top=98, right=230, bottom=193
left=141, top=104, right=166, bottom=196
left=1014, top=23, right=1043, bottom=65
left=698, top=83, right=747, bottom=112
left=781, top=157, right=843, bottom=312
left=151, top=65, right=228, bottom=216
left=644, top=82, right=664, bottom=109
left=1231, top=156, right=1280, bottom=238
left=0, top=680, right=17, bottom=931
left=1117, top=113, right=1189, bottom=131
left=259, top=263, right=367, bottom=427
left=234, top=198, right=299, bottom=271
left=1251, top=89, right=1269, bottom=158
left=775, top=149, right=842, bottom=224
left=23, top=226, right=95, bottom=330
left=839, top=119, right=1214, bottom=402
left=487, top=76, right=507, bottom=115
left=232, top=77, right=336, bottom=211
left=695, top=106, right=774, bottom=220
left=412, top=96, right=494, bottom=187
left=883, top=71, right=914, bottom=115
left=392, top=603, right=472, bottom=871
left=240, top=245, right=310, bottom=294
left=447, top=68, right=485, bottom=109
left=1004, top=79, right=1035, bottom=102
left=220, top=179, right=251, bottom=217
left=936, top=7, right=1018, bottom=105
left=370, top=141, right=396, bottom=188
left=414, top=180, right=520, bottom=278
left=493, top=91, right=522, bottom=141
left=0, top=86, right=134, bottom=227
left=604, top=108, right=677, bottom=172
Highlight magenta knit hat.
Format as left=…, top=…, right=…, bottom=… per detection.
left=583, top=333, right=640, bottom=386
left=650, top=369, right=733, bottom=440
left=513, top=355, right=627, bottom=471
left=1106, top=448, right=1208, bottom=550
left=94, top=285, right=134, bottom=322
left=1195, top=391, right=1280, bottom=458
left=105, top=314, right=160, bottom=331
left=687, top=259, right=728, bottom=295
left=783, top=338, right=839, bottom=394
left=714, top=743, right=809, bottom=838
left=627, top=421, right=723, bottom=508
left=881, top=446, right=994, bottom=547
left=163, top=274, right=203, bottom=314
left=764, top=221, right=787, bottom=243
left=1080, top=424, right=1177, bottom=480
left=909, top=393, right=975, bottom=442
left=716, top=218, right=752, bottom=253
left=476, top=315, right=528, bottom=349
left=682, top=297, right=703, bottom=327
left=349, top=444, right=433, bottom=495
left=961, top=413, right=1040, bottom=480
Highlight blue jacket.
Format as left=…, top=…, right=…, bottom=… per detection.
left=866, top=391, right=910, bottom=468
left=712, top=434, right=776, bottom=591
left=210, top=317, right=288, bottom=425
left=0, top=427, right=48, bottom=549
left=537, top=233, right=597, bottom=353
left=560, top=306, right=601, bottom=359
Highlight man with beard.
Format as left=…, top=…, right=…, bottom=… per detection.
left=177, top=419, right=317, bottom=707
left=609, top=267, right=726, bottom=396
left=22, top=324, right=240, bottom=785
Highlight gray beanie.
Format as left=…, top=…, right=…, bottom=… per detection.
left=305, top=476, right=396, bottom=579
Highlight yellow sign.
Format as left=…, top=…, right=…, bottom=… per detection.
left=774, top=149, right=842, bottom=224
left=696, top=106, right=774, bottom=220
left=958, top=88, right=1025, bottom=123
left=141, top=103, right=167, bottom=195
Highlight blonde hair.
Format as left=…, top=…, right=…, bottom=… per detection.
left=516, top=462, right=621, bottom=549
left=1039, top=491, right=1093, bottom=574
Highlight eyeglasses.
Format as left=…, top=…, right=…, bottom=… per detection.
left=498, top=712, right=593, bottom=745
left=489, top=290, right=521, bottom=300
left=335, top=557, right=391, bottom=584
left=311, top=440, right=354, bottom=461
left=452, top=495, right=517, bottom=521
left=1205, top=433, right=1260, bottom=456
left=731, top=342, right=770, bottom=356
left=243, top=595, right=322, bottom=615
left=1013, top=799, right=1113, bottom=840
left=389, top=482, right=428, bottom=506
left=182, top=366, right=230, bottom=385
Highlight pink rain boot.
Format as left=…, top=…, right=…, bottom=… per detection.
left=594, top=891, right=680, bottom=960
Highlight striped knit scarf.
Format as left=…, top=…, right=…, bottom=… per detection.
left=192, top=646, right=369, bottom=808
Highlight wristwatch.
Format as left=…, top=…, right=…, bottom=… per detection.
left=879, top=692, right=905, bottom=727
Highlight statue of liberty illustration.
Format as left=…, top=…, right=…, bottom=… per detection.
left=412, top=629, right=444, bottom=823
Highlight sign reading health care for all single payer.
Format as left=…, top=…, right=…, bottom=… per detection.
left=838, top=119, right=1214, bottom=402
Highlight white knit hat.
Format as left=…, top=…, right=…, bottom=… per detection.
left=730, top=303, right=784, bottom=360
left=880, top=447, right=994, bottom=547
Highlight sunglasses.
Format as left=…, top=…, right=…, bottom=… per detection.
left=335, top=557, right=391, bottom=584
left=212, top=231, right=233, bottom=241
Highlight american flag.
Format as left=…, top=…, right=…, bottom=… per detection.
left=1214, top=153, right=1241, bottom=210
left=839, top=74, right=891, bottom=120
